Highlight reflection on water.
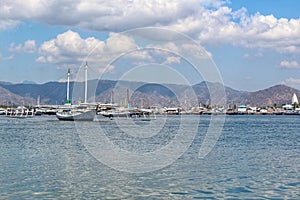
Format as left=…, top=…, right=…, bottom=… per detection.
left=0, top=115, right=299, bottom=199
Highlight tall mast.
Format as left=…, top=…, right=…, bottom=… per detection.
left=126, top=89, right=130, bottom=108
left=111, top=90, right=115, bottom=104
left=37, top=96, right=40, bottom=107
left=66, top=68, right=70, bottom=104
left=84, top=62, right=88, bottom=104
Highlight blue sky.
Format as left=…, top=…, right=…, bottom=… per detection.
left=0, top=0, right=300, bottom=91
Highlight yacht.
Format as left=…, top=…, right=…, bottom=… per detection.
left=56, top=63, right=96, bottom=121
left=56, top=104, right=96, bottom=121
left=0, top=108, right=7, bottom=115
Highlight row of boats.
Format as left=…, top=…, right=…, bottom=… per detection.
left=1, top=104, right=154, bottom=121
left=55, top=103, right=153, bottom=121
left=2, top=104, right=300, bottom=120
left=2, top=107, right=35, bottom=118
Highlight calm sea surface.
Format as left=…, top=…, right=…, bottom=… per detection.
left=0, top=115, right=299, bottom=199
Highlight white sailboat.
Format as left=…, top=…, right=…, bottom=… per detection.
left=55, top=105, right=96, bottom=121
left=56, top=63, right=96, bottom=121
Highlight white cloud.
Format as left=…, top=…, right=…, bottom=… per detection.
left=125, top=50, right=153, bottom=61
left=36, top=30, right=139, bottom=65
left=105, top=32, right=137, bottom=54
left=279, top=60, right=300, bottom=69
left=147, top=42, right=180, bottom=55
left=0, top=0, right=199, bottom=30
left=0, top=19, right=19, bottom=30
left=255, top=52, right=264, bottom=57
left=99, top=64, right=115, bottom=75
left=170, top=7, right=300, bottom=53
left=0, top=53, right=14, bottom=61
left=181, top=43, right=213, bottom=59
left=36, top=30, right=102, bottom=64
left=238, top=14, right=300, bottom=53
left=281, top=78, right=300, bottom=89
left=199, top=0, right=229, bottom=8
left=1, top=0, right=300, bottom=54
left=163, top=56, right=181, bottom=65
left=146, top=41, right=212, bottom=61
left=243, top=53, right=250, bottom=59
left=9, top=40, right=36, bottom=53
left=243, top=52, right=264, bottom=59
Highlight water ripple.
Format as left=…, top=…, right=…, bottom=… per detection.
left=0, top=115, right=299, bottom=199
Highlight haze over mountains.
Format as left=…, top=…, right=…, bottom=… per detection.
left=0, top=80, right=299, bottom=107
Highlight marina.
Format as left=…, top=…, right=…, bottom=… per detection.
left=1, top=103, right=300, bottom=119
left=1, top=82, right=300, bottom=118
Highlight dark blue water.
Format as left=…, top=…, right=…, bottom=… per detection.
left=0, top=115, right=299, bottom=199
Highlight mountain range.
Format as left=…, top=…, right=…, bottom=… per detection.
left=0, top=80, right=299, bottom=107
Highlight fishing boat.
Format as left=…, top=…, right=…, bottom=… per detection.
left=6, top=106, right=34, bottom=118
left=283, top=110, right=300, bottom=115
left=56, top=63, right=96, bottom=121
left=0, top=108, right=6, bottom=115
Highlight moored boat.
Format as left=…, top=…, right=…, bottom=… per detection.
left=56, top=106, right=96, bottom=121
left=56, top=63, right=96, bottom=121
left=283, top=111, right=300, bottom=115
left=6, top=107, right=34, bottom=118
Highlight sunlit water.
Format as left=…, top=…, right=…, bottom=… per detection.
left=0, top=115, right=299, bottom=199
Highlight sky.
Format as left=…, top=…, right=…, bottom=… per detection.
left=1, top=0, right=300, bottom=91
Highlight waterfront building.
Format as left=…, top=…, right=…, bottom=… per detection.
left=282, top=104, right=293, bottom=110
left=292, top=93, right=299, bottom=105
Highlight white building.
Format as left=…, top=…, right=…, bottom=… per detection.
left=292, top=93, right=299, bottom=105
left=282, top=104, right=293, bottom=110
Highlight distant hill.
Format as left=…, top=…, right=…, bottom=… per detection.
left=0, top=81, right=13, bottom=85
left=22, top=80, right=37, bottom=84
left=0, top=80, right=299, bottom=107
left=242, top=84, right=300, bottom=106
left=0, top=86, right=35, bottom=106
left=192, top=82, right=249, bottom=106
left=0, top=82, right=68, bottom=105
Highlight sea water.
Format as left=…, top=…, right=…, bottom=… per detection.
left=0, top=115, right=299, bottom=199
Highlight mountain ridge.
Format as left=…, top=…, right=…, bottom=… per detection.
left=0, top=80, right=299, bottom=107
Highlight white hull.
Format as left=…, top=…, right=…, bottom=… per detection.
left=56, top=109, right=96, bottom=121
left=6, top=109, right=35, bottom=118
left=101, top=111, right=131, bottom=118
